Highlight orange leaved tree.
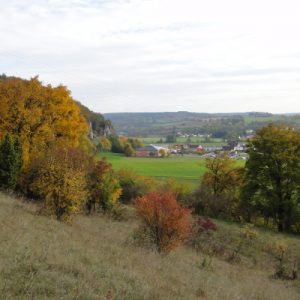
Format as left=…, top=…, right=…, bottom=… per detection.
left=134, top=191, right=192, bottom=254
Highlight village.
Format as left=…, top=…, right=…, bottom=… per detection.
left=135, top=140, right=248, bottom=160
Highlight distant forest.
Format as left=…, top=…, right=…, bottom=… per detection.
left=104, top=111, right=300, bottom=138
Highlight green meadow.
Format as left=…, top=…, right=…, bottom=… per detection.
left=243, top=115, right=287, bottom=125
left=140, top=136, right=227, bottom=147
left=98, top=152, right=206, bottom=188
left=98, top=152, right=245, bottom=189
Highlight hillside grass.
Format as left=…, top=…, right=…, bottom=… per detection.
left=1, top=192, right=300, bottom=299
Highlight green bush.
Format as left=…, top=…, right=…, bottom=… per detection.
left=117, top=169, right=156, bottom=203
left=124, top=143, right=135, bottom=157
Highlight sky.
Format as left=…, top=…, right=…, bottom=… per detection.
left=1, top=0, right=300, bottom=113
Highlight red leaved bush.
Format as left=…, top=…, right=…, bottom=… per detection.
left=195, top=216, right=217, bottom=233
left=134, top=191, right=192, bottom=254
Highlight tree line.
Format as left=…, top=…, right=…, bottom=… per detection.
left=0, top=76, right=122, bottom=221
left=194, top=124, right=300, bottom=233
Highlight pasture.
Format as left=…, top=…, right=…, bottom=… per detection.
left=98, top=152, right=244, bottom=189
left=243, top=115, right=287, bottom=125
left=140, top=136, right=227, bottom=147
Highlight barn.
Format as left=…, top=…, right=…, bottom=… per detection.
left=136, top=145, right=169, bottom=157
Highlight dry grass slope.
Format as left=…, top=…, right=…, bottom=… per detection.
left=0, top=192, right=299, bottom=300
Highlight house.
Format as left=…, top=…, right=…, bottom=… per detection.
left=136, top=144, right=169, bottom=157
left=196, top=145, right=204, bottom=152
left=233, top=142, right=247, bottom=152
left=222, top=141, right=247, bottom=153
left=206, top=146, right=223, bottom=152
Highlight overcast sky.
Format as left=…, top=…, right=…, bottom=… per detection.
left=1, top=0, right=300, bottom=113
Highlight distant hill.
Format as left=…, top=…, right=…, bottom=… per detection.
left=104, top=111, right=300, bottom=138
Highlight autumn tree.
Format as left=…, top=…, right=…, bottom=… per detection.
left=0, top=77, right=88, bottom=166
left=0, top=134, right=23, bottom=190
left=87, top=160, right=122, bottom=213
left=202, top=154, right=242, bottom=196
left=108, top=136, right=142, bottom=155
left=26, top=147, right=90, bottom=221
left=135, top=191, right=192, bottom=254
left=109, top=135, right=124, bottom=153
left=127, top=138, right=143, bottom=149
left=242, top=124, right=300, bottom=232
left=97, top=136, right=112, bottom=152
left=195, top=154, right=243, bottom=219
left=158, top=148, right=167, bottom=157
left=124, top=143, right=135, bottom=157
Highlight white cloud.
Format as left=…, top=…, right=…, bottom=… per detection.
left=0, top=0, right=300, bottom=113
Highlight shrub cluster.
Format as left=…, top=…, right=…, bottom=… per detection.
left=117, top=169, right=156, bottom=203
left=107, top=136, right=143, bottom=156
left=134, top=191, right=192, bottom=254
left=23, top=148, right=122, bottom=221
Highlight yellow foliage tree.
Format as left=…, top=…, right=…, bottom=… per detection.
left=98, top=136, right=112, bottom=152
left=202, top=153, right=242, bottom=196
left=195, top=153, right=243, bottom=219
left=28, top=147, right=89, bottom=221
left=0, top=77, right=88, bottom=166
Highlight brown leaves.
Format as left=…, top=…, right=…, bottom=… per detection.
left=134, top=191, right=192, bottom=254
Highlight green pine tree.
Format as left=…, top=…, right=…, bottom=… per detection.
left=0, top=134, right=23, bottom=190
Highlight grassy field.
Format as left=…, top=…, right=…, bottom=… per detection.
left=243, top=115, right=287, bottom=125
left=98, top=153, right=208, bottom=188
left=140, top=136, right=226, bottom=147
left=98, top=152, right=244, bottom=189
left=1, top=192, right=299, bottom=299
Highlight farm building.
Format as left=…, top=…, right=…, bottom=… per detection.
left=196, top=145, right=204, bottom=152
left=136, top=144, right=169, bottom=157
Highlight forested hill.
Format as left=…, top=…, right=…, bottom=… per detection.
left=104, top=111, right=300, bottom=138
left=76, top=102, right=114, bottom=136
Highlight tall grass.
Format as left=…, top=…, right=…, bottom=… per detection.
left=0, top=192, right=299, bottom=299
